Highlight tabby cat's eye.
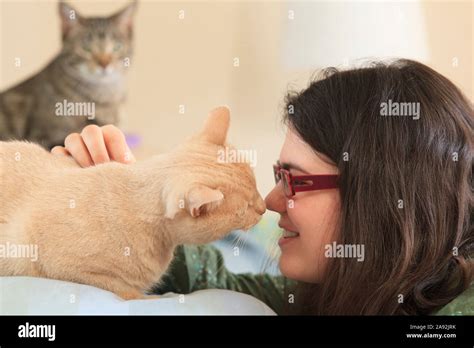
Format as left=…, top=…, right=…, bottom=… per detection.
left=82, top=34, right=93, bottom=52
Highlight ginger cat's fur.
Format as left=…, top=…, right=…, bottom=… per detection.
left=0, top=107, right=266, bottom=300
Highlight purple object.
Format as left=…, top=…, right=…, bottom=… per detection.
left=125, top=133, right=142, bottom=149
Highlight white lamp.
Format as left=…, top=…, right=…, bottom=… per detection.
left=283, top=0, right=430, bottom=69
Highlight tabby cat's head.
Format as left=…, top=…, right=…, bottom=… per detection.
left=58, top=1, right=136, bottom=79
left=161, top=107, right=267, bottom=244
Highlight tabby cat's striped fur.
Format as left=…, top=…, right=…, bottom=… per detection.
left=0, top=1, right=136, bottom=149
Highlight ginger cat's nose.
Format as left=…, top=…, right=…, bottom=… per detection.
left=255, top=195, right=266, bottom=215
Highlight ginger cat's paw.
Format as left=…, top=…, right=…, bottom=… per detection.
left=115, top=290, right=160, bottom=301
left=115, top=290, right=145, bottom=301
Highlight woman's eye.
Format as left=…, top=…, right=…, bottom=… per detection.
left=293, top=179, right=312, bottom=186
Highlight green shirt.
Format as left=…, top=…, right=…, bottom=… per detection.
left=153, top=244, right=294, bottom=315
left=152, top=245, right=473, bottom=315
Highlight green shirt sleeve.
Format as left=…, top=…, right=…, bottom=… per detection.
left=152, top=244, right=294, bottom=314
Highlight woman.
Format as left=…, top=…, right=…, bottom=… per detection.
left=52, top=59, right=473, bottom=315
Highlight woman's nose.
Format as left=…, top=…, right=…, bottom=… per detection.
left=264, top=183, right=287, bottom=214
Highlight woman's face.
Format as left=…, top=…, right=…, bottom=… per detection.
left=265, top=128, right=340, bottom=283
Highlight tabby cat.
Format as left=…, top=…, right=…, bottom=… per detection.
left=0, top=106, right=266, bottom=300
left=0, top=1, right=136, bottom=149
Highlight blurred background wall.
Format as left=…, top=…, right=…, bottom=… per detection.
left=1, top=0, right=472, bottom=198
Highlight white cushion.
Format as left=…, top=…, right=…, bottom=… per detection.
left=0, top=276, right=276, bottom=315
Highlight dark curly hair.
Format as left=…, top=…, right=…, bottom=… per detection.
left=283, top=59, right=473, bottom=315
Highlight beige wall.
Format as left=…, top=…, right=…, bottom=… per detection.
left=422, top=0, right=473, bottom=101
left=1, top=0, right=472, bottom=198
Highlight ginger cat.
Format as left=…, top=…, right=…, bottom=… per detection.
left=0, top=107, right=266, bottom=300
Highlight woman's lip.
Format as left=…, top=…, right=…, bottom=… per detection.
left=278, top=223, right=298, bottom=233
left=278, top=222, right=300, bottom=247
left=278, top=235, right=299, bottom=247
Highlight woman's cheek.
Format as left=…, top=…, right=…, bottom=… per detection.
left=286, top=194, right=340, bottom=282
left=300, top=215, right=334, bottom=282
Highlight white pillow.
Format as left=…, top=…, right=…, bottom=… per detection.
left=0, top=276, right=276, bottom=315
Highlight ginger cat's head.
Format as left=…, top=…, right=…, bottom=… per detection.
left=161, top=106, right=266, bottom=244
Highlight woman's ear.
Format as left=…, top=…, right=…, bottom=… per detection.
left=165, top=185, right=224, bottom=219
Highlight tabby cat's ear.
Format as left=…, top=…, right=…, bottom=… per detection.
left=165, top=186, right=224, bottom=219
left=59, top=2, right=80, bottom=39
left=199, top=106, right=230, bottom=146
left=111, top=1, right=137, bottom=36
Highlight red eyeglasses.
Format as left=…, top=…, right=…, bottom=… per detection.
left=273, top=162, right=339, bottom=198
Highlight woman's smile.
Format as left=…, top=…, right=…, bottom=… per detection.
left=278, top=222, right=300, bottom=247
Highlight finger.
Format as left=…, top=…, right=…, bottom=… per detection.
left=80, top=125, right=110, bottom=165
left=101, top=125, right=136, bottom=164
left=64, top=133, right=94, bottom=168
left=51, top=146, right=70, bottom=156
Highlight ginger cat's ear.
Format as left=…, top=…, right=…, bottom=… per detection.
left=199, top=106, right=230, bottom=145
left=187, top=186, right=224, bottom=217
left=165, top=186, right=224, bottom=219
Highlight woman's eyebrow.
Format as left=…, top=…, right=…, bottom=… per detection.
left=278, top=160, right=310, bottom=174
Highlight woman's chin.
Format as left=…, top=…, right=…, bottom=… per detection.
left=278, top=253, right=301, bottom=280
left=278, top=252, right=322, bottom=283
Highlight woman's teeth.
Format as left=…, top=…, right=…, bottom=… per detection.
left=283, top=230, right=300, bottom=238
